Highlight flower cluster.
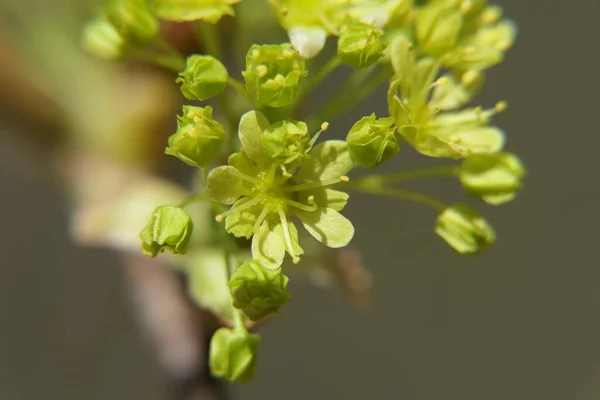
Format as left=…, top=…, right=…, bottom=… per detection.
left=81, top=0, right=526, bottom=384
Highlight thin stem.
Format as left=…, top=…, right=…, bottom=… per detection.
left=178, top=194, right=208, bottom=208
left=227, top=77, right=248, bottom=98
left=129, top=49, right=186, bottom=72
left=195, top=21, right=222, bottom=59
left=354, top=166, right=460, bottom=187
left=315, top=66, right=391, bottom=124
left=222, top=245, right=246, bottom=329
left=284, top=176, right=348, bottom=193
left=346, top=185, right=447, bottom=212
left=299, top=55, right=342, bottom=102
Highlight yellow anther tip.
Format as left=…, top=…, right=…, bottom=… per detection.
left=256, top=65, right=268, bottom=78
left=340, top=175, right=350, bottom=183
left=292, top=256, right=301, bottom=264
left=307, top=195, right=315, bottom=203
left=495, top=101, right=508, bottom=112
left=283, top=172, right=293, bottom=179
left=436, top=77, right=449, bottom=87
left=215, top=215, right=225, bottom=222
left=321, top=122, right=329, bottom=131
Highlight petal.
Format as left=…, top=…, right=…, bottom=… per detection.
left=296, top=208, right=354, bottom=248
left=252, top=222, right=285, bottom=270
left=298, top=188, right=348, bottom=211
left=238, top=110, right=270, bottom=167
left=288, top=26, right=327, bottom=59
left=225, top=201, right=260, bottom=239
left=296, top=140, right=353, bottom=182
left=205, top=166, right=252, bottom=204
left=272, top=217, right=304, bottom=258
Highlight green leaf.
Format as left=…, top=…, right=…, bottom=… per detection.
left=295, top=208, right=354, bottom=248
left=205, top=166, right=252, bottom=205
left=296, top=140, right=353, bottom=182
left=251, top=222, right=286, bottom=269
left=238, top=110, right=271, bottom=166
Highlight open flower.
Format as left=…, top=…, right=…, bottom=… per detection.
left=205, top=111, right=354, bottom=268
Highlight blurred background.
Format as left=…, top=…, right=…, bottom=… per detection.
left=1, top=0, right=600, bottom=399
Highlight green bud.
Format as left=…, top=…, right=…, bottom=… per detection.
left=242, top=44, right=307, bottom=108
left=82, top=17, right=125, bottom=61
left=165, top=106, right=225, bottom=168
left=261, top=120, right=310, bottom=168
left=140, top=206, right=193, bottom=257
left=460, top=152, right=525, bottom=205
left=209, top=327, right=260, bottom=382
left=346, top=114, right=399, bottom=168
left=415, top=0, right=463, bottom=58
left=106, top=0, right=158, bottom=45
left=337, top=22, right=387, bottom=68
left=228, top=260, right=291, bottom=321
left=176, top=55, right=229, bottom=100
left=435, top=204, right=495, bottom=255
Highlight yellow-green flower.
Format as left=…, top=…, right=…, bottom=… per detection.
left=205, top=111, right=354, bottom=269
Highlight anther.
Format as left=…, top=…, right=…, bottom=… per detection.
left=251, top=49, right=260, bottom=60
left=283, top=171, right=293, bottom=180
left=494, top=101, right=507, bottom=112
left=340, top=175, right=350, bottom=183
left=293, top=256, right=301, bottom=264
left=460, top=0, right=472, bottom=14
left=321, top=122, right=329, bottom=131
left=215, top=215, right=225, bottom=222
left=461, top=70, right=479, bottom=86
left=256, top=65, right=268, bottom=78
left=435, top=77, right=449, bottom=87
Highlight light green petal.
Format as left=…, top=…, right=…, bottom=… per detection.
left=205, top=166, right=252, bottom=205
left=225, top=201, right=260, bottom=239
left=296, top=208, right=354, bottom=248
left=152, top=0, right=241, bottom=23
left=228, top=150, right=259, bottom=177
left=298, top=188, right=348, bottom=211
left=251, top=222, right=285, bottom=269
left=238, top=110, right=270, bottom=166
left=296, top=140, right=353, bottom=182
left=272, top=217, right=303, bottom=258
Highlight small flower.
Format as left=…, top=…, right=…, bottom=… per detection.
left=177, top=55, right=229, bottom=100
left=388, top=35, right=506, bottom=159
left=152, top=0, right=242, bottom=23
left=165, top=105, right=225, bottom=168
left=82, top=17, right=125, bottom=61
left=346, top=114, right=399, bottom=168
left=229, top=259, right=291, bottom=321
left=209, top=327, right=260, bottom=382
left=105, top=0, right=159, bottom=45
left=435, top=203, right=495, bottom=254
left=205, top=111, right=354, bottom=269
left=140, top=205, right=194, bottom=257
left=460, top=152, right=525, bottom=205
left=337, top=22, right=388, bottom=68
left=242, top=44, right=307, bottom=107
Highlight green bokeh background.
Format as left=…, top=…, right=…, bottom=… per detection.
left=1, top=1, right=600, bottom=399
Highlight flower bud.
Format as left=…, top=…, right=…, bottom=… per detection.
left=261, top=120, right=310, bottom=168
left=242, top=44, right=307, bottom=108
left=209, top=327, right=260, bottom=382
left=228, top=260, right=291, bottom=321
left=460, top=152, right=525, bottom=205
left=435, top=204, right=495, bottom=255
left=176, top=55, right=229, bottom=100
left=106, top=0, right=158, bottom=45
left=140, top=206, right=193, bottom=257
left=82, top=18, right=125, bottom=61
left=347, top=114, right=399, bottom=168
left=415, top=0, right=463, bottom=57
left=165, top=106, right=225, bottom=167
left=337, top=22, right=387, bottom=68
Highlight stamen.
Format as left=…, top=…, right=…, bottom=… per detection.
left=494, top=101, right=507, bottom=112
left=308, top=122, right=328, bottom=150
left=215, top=195, right=263, bottom=222
left=256, top=65, right=268, bottom=78
left=285, top=176, right=349, bottom=192
left=321, top=122, right=329, bottom=131
left=280, top=165, right=293, bottom=180
left=228, top=168, right=262, bottom=185
left=253, top=204, right=271, bottom=233
left=287, top=195, right=317, bottom=212
left=266, top=163, right=278, bottom=184
left=395, top=97, right=415, bottom=125
left=277, top=207, right=299, bottom=262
